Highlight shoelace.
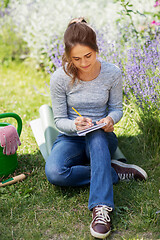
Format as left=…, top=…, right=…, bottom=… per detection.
left=118, top=172, right=134, bottom=180
left=92, top=205, right=113, bottom=225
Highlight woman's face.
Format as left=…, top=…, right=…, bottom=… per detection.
left=70, top=44, right=97, bottom=73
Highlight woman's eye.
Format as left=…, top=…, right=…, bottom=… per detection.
left=74, top=58, right=80, bottom=61
left=86, top=54, right=91, bottom=58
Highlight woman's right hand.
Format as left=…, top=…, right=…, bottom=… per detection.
left=75, top=117, right=93, bottom=131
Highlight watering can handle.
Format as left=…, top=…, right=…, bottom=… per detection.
left=0, top=113, right=22, bottom=137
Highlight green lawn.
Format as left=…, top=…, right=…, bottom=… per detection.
left=0, top=62, right=160, bottom=240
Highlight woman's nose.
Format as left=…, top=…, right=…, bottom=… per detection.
left=81, top=58, right=87, bottom=66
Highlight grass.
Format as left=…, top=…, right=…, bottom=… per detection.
left=0, top=61, right=160, bottom=240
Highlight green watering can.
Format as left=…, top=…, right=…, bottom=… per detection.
left=0, top=113, right=22, bottom=177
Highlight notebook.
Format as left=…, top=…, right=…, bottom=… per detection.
left=77, top=123, right=107, bottom=136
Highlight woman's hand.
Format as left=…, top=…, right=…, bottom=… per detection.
left=75, top=117, right=93, bottom=131
left=96, top=116, right=114, bottom=132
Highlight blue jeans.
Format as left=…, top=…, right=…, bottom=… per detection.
left=45, top=129, right=119, bottom=210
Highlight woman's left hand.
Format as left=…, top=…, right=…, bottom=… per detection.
left=96, top=116, right=114, bottom=132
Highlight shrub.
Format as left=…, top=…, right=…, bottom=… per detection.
left=6, top=0, right=154, bottom=62
left=0, top=2, right=29, bottom=64
left=0, top=25, right=29, bottom=64
left=47, top=27, right=160, bottom=115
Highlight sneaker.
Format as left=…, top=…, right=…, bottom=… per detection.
left=90, top=205, right=112, bottom=239
left=111, top=159, right=148, bottom=181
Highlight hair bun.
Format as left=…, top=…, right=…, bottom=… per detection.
left=68, top=17, right=87, bottom=27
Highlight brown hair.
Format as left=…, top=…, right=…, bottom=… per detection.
left=62, top=17, right=99, bottom=85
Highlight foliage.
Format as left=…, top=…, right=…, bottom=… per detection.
left=0, top=1, right=29, bottom=65
left=6, top=0, right=119, bottom=60
left=44, top=0, right=160, bottom=117
left=113, top=0, right=146, bottom=39
left=98, top=32, right=160, bottom=149
left=0, top=0, right=10, bottom=14
left=150, top=0, right=160, bottom=25
left=47, top=31, right=160, bottom=111
left=121, top=36, right=160, bottom=110
left=1, top=0, right=154, bottom=63
left=114, top=0, right=160, bottom=41
left=0, top=25, right=29, bottom=65
left=46, top=36, right=64, bottom=73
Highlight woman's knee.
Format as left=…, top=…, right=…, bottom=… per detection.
left=86, top=129, right=109, bottom=147
left=45, top=161, right=71, bottom=187
left=45, top=165, right=61, bottom=186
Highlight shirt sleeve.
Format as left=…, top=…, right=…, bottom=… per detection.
left=107, top=67, right=123, bottom=124
left=50, top=70, right=77, bottom=134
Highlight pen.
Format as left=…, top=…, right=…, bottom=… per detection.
left=72, top=107, right=82, bottom=117
left=72, top=107, right=92, bottom=126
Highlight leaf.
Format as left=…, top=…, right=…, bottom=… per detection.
left=128, top=4, right=133, bottom=7
left=143, top=11, right=154, bottom=16
left=127, top=10, right=133, bottom=13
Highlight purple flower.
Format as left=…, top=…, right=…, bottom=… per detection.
left=46, top=35, right=64, bottom=71
left=47, top=29, right=160, bottom=111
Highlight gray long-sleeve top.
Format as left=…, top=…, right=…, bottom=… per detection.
left=50, top=61, right=123, bottom=136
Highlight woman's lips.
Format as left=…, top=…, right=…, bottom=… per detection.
left=81, top=64, right=91, bottom=69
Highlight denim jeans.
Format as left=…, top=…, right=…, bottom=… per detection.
left=45, top=129, right=119, bottom=210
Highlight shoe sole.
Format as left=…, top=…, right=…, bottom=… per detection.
left=90, top=224, right=111, bottom=239
left=111, top=160, right=148, bottom=180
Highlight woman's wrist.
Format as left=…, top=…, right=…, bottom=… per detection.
left=105, top=116, right=114, bottom=125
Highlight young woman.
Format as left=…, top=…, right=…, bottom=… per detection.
left=45, top=17, right=147, bottom=239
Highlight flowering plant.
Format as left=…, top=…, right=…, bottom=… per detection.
left=46, top=36, right=64, bottom=74
left=47, top=30, right=160, bottom=114
left=0, top=1, right=28, bottom=64
left=122, top=38, right=160, bottom=110
left=151, top=0, right=160, bottom=26
left=99, top=34, right=160, bottom=113
left=3, top=0, right=155, bottom=62
left=7, top=0, right=120, bottom=61
left=154, top=0, right=160, bottom=7
left=142, top=0, right=160, bottom=29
